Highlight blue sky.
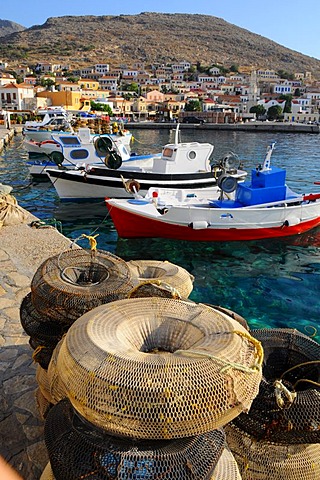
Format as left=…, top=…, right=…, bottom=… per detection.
left=2, top=0, right=319, bottom=60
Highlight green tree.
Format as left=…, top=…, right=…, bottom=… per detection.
left=90, top=101, right=113, bottom=115
left=185, top=99, right=201, bottom=112
left=249, top=105, right=266, bottom=117
left=267, top=105, right=283, bottom=120
left=294, top=88, right=301, bottom=97
left=279, top=94, right=292, bottom=113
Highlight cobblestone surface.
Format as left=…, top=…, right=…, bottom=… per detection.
left=0, top=211, right=72, bottom=480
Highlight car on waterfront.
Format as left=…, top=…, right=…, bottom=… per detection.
left=182, top=116, right=206, bottom=124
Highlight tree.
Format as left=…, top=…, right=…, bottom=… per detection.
left=279, top=94, right=292, bottom=113
left=90, top=101, right=113, bottom=115
left=294, top=88, right=301, bottom=97
left=267, top=105, right=283, bottom=120
left=184, top=99, right=201, bottom=112
left=249, top=105, right=266, bottom=117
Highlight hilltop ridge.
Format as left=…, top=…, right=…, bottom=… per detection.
left=0, top=12, right=319, bottom=77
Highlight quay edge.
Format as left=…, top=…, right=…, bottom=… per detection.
left=127, top=121, right=320, bottom=133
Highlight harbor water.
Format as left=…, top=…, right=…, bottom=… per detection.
left=2, top=129, right=320, bottom=342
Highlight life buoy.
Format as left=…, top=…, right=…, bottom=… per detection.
left=47, top=298, right=263, bottom=439
left=124, top=179, right=140, bottom=193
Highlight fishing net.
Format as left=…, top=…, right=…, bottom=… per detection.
left=0, top=193, right=29, bottom=226
left=232, top=328, right=320, bottom=444
left=31, top=249, right=135, bottom=325
left=44, top=398, right=226, bottom=480
left=210, top=445, right=242, bottom=480
left=225, top=423, right=320, bottom=479
left=20, top=293, right=66, bottom=346
left=126, top=259, right=194, bottom=298
left=39, top=462, right=55, bottom=480
left=36, top=365, right=54, bottom=403
left=47, top=297, right=263, bottom=439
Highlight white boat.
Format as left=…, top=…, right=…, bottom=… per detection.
left=45, top=125, right=247, bottom=200
left=23, top=107, right=74, bottom=142
left=27, top=128, right=135, bottom=177
left=105, top=143, right=320, bottom=242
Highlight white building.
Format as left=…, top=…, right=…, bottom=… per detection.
left=0, top=82, right=34, bottom=110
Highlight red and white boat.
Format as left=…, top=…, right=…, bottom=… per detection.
left=105, top=143, right=320, bottom=242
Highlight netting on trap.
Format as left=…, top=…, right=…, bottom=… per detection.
left=36, top=365, right=54, bottom=403
left=127, top=280, right=182, bottom=299
left=210, top=445, right=242, bottom=480
left=31, top=249, right=135, bottom=325
left=44, top=398, right=225, bottom=480
left=20, top=293, right=66, bottom=346
left=47, top=297, right=263, bottom=439
left=40, top=462, right=55, bottom=480
left=203, top=304, right=249, bottom=331
left=225, top=423, right=320, bottom=479
left=126, top=259, right=194, bottom=298
left=35, top=387, right=53, bottom=420
left=232, top=328, right=320, bottom=444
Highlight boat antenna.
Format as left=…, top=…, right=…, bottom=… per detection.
left=261, top=142, right=276, bottom=171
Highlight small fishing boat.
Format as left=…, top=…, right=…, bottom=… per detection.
left=45, top=125, right=246, bottom=200
left=27, top=128, right=135, bottom=178
left=105, top=143, right=320, bottom=242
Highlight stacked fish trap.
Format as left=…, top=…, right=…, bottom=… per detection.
left=40, top=296, right=263, bottom=479
left=225, top=328, right=320, bottom=479
left=20, top=249, right=136, bottom=370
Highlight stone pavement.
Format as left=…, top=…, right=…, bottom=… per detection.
left=0, top=212, right=72, bottom=480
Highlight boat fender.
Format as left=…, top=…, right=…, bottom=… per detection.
left=49, top=151, right=64, bottom=167
left=125, top=179, right=140, bottom=194
left=217, top=174, right=238, bottom=194
left=104, top=152, right=122, bottom=170
left=189, top=220, right=209, bottom=230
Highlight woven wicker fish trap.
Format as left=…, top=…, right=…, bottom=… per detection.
left=31, top=249, right=134, bottom=325
left=20, top=293, right=66, bottom=346
left=128, top=280, right=182, bottom=299
left=204, top=304, right=249, bottom=331
left=44, top=398, right=226, bottom=480
left=47, top=297, right=263, bottom=439
left=210, top=445, right=242, bottom=480
left=225, top=423, right=320, bottom=479
left=127, top=259, right=194, bottom=298
left=232, top=328, right=320, bottom=444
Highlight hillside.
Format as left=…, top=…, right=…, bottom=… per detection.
left=0, top=19, right=25, bottom=37
left=0, top=12, right=320, bottom=78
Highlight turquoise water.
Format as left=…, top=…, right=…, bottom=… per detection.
left=2, top=130, right=320, bottom=341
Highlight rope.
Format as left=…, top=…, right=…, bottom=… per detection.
left=81, top=233, right=99, bottom=251
left=32, top=345, right=46, bottom=363
left=280, top=360, right=320, bottom=379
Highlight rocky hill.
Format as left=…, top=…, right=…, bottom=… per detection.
left=0, top=12, right=319, bottom=78
left=0, top=19, right=25, bottom=37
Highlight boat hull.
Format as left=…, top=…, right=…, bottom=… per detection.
left=46, top=168, right=219, bottom=200
left=105, top=199, right=320, bottom=241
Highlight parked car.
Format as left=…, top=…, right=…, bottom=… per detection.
left=182, top=116, right=205, bottom=124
